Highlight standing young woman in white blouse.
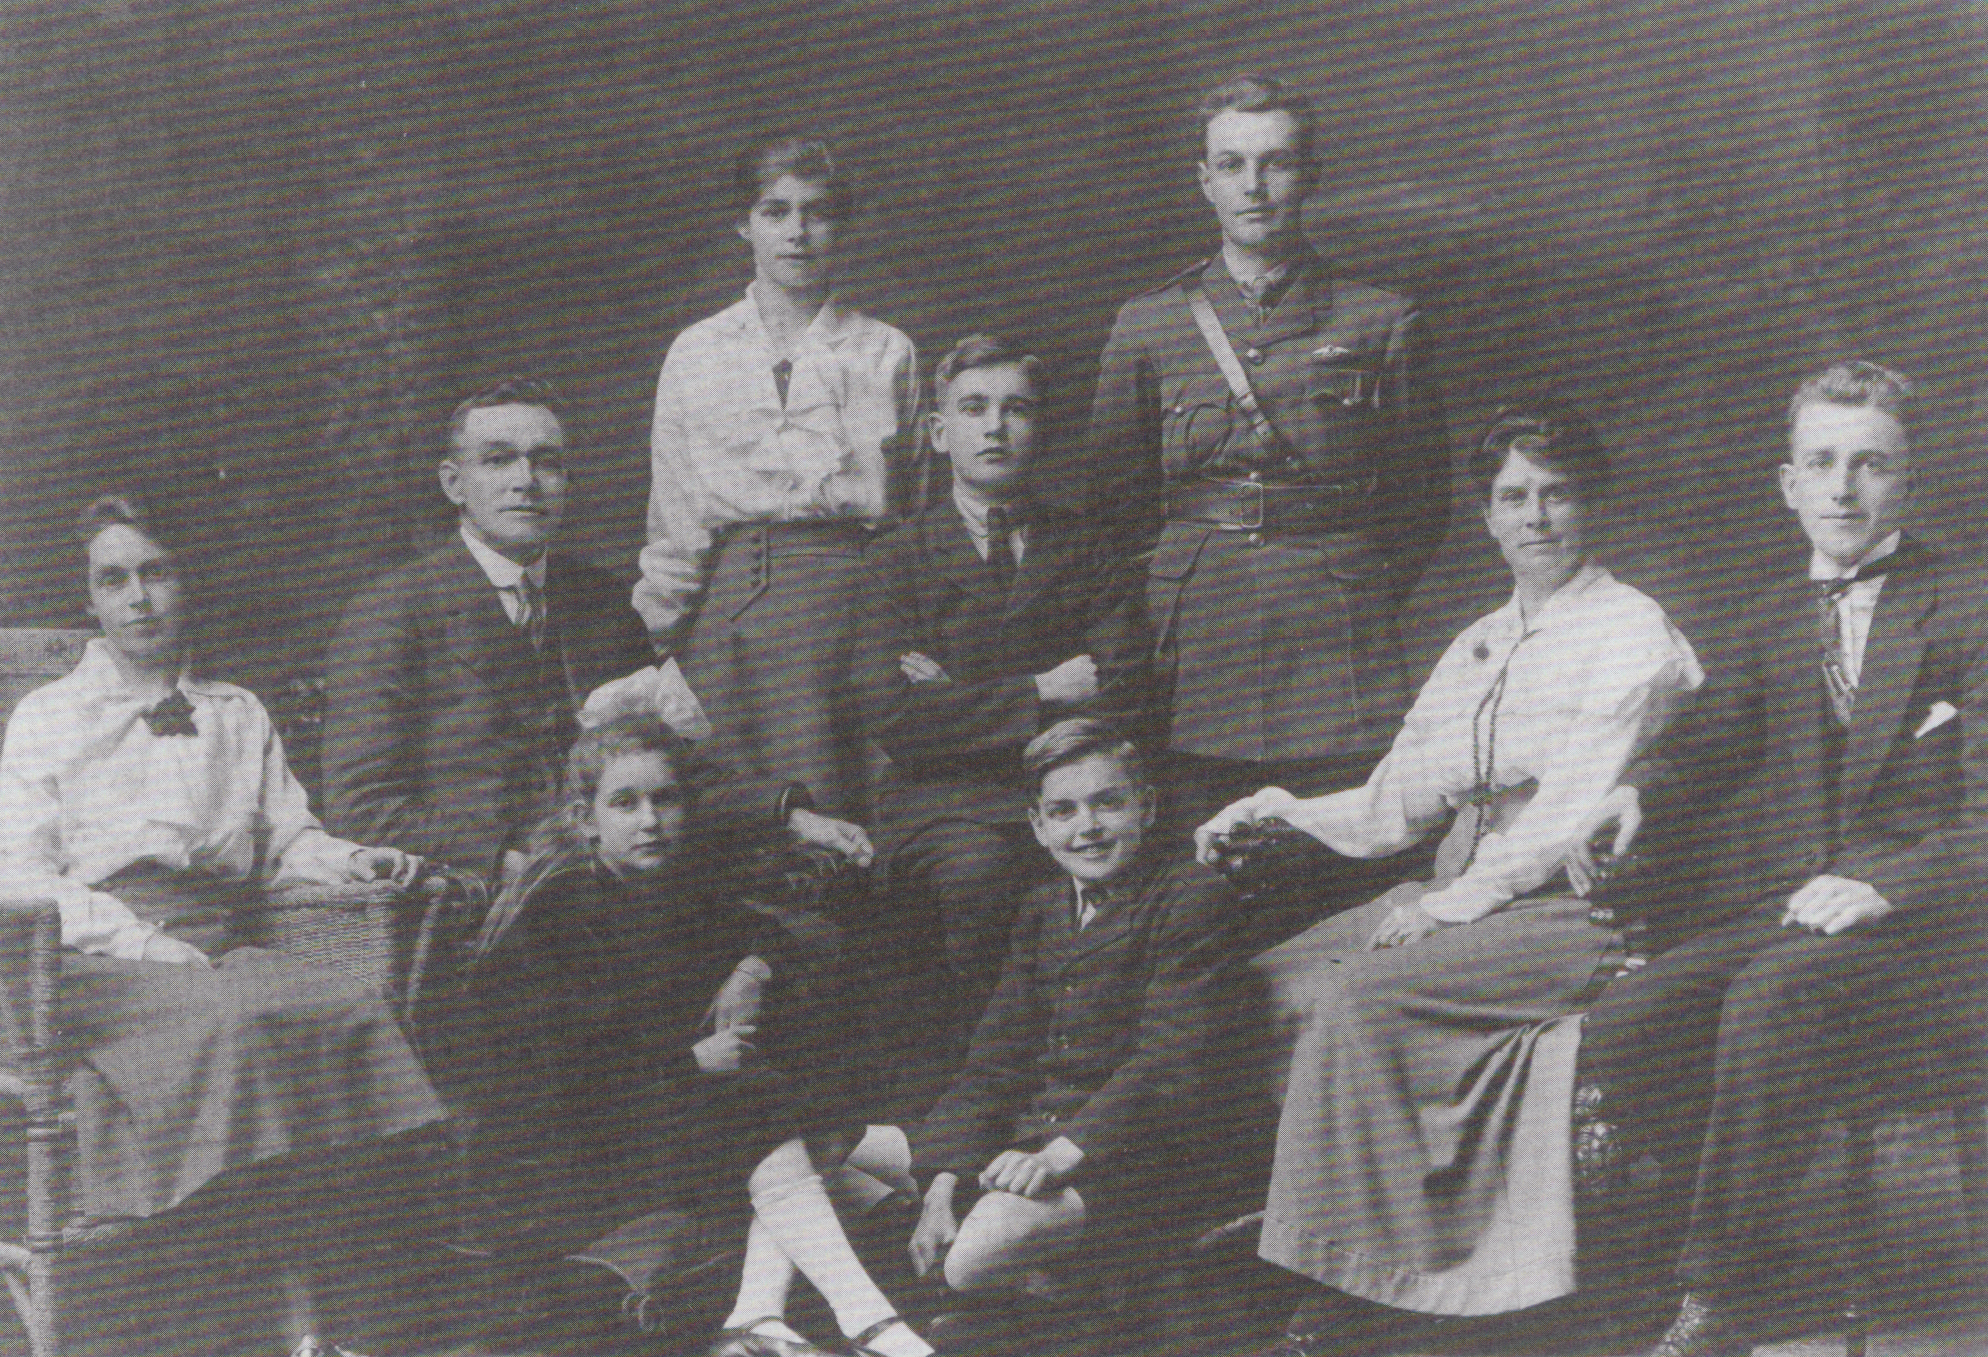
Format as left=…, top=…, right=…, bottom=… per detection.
left=634, top=135, right=921, bottom=823
left=1195, top=401, right=1705, bottom=1344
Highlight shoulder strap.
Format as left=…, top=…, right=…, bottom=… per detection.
left=1180, top=275, right=1288, bottom=459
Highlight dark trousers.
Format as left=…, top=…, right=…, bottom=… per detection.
left=872, top=818, right=1048, bottom=1118
left=1579, top=901, right=1954, bottom=1294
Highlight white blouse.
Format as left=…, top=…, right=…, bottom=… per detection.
left=0, top=641, right=367, bottom=959
left=1257, top=565, right=1703, bottom=924
left=632, top=286, right=922, bottom=638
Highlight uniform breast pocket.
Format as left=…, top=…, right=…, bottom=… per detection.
left=1161, top=379, right=1238, bottom=471
left=1306, top=363, right=1383, bottom=411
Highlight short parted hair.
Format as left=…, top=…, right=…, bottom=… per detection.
left=444, top=376, right=568, bottom=460
left=1785, top=361, right=1918, bottom=452
left=1196, top=73, right=1320, bottom=165
left=733, top=134, right=854, bottom=221
left=933, top=334, right=1047, bottom=411
left=1022, top=718, right=1148, bottom=797
left=1468, top=396, right=1611, bottom=503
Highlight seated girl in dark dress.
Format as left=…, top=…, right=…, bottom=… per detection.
left=464, top=714, right=931, bottom=1357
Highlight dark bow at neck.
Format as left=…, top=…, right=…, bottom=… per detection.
left=141, top=688, right=198, bottom=738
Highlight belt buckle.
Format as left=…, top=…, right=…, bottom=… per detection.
left=1232, top=480, right=1265, bottom=530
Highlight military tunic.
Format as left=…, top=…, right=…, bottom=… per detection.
left=1085, top=250, right=1450, bottom=765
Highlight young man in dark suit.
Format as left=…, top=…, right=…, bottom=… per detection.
left=321, top=378, right=656, bottom=881
left=1573, top=362, right=1988, bottom=1356
left=862, top=335, right=1151, bottom=1080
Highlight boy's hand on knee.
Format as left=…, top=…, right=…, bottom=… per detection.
left=910, top=1175, right=959, bottom=1277
left=979, top=1137, right=1083, bottom=1198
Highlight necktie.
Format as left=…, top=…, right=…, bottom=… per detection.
left=1814, top=559, right=1890, bottom=725
left=513, top=573, right=545, bottom=651
left=772, top=359, right=793, bottom=408
left=141, top=688, right=198, bottom=738
left=1074, top=882, right=1106, bottom=931
left=1237, top=269, right=1287, bottom=323
left=984, top=505, right=1018, bottom=589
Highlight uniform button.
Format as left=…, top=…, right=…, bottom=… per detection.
left=1247, top=533, right=1262, bottom=546
left=1245, top=347, right=1264, bottom=365
left=1246, top=471, right=1261, bottom=483
left=1063, top=983, right=1075, bottom=994
left=1171, top=405, right=1184, bottom=416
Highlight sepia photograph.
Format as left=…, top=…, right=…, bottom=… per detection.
left=1, top=2, right=1984, bottom=1354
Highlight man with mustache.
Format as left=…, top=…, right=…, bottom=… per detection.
left=1082, top=73, right=1451, bottom=867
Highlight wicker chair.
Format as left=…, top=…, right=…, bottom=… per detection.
left=0, top=876, right=480, bottom=1357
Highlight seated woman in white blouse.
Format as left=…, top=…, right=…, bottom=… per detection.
left=1194, top=401, right=1704, bottom=1350
left=0, top=493, right=446, bottom=1355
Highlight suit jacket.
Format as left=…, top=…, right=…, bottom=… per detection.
left=322, top=541, right=651, bottom=876
left=1639, top=535, right=1988, bottom=927
left=862, top=498, right=1150, bottom=843
left=911, top=856, right=1233, bottom=1179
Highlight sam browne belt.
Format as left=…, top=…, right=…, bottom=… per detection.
left=1165, top=477, right=1374, bottom=533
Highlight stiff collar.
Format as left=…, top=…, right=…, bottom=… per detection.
left=1214, top=244, right=1322, bottom=293
left=1486, top=561, right=1612, bottom=635
left=1065, top=849, right=1163, bottom=917
left=1809, top=530, right=1901, bottom=583
left=459, top=524, right=546, bottom=592
left=950, top=481, right=1027, bottom=541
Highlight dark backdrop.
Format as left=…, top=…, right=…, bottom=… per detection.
left=5, top=0, right=1984, bottom=690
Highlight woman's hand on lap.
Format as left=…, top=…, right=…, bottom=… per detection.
left=141, top=932, right=212, bottom=969
left=693, top=1025, right=756, bottom=1073
left=347, top=846, right=424, bottom=887
left=1366, top=900, right=1448, bottom=951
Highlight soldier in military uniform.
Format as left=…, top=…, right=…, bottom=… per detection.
left=1084, top=73, right=1451, bottom=842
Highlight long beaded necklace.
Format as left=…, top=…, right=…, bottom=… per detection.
left=1461, top=626, right=1543, bottom=874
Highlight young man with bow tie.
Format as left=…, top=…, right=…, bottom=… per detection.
left=1573, top=361, right=1988, bottom=1356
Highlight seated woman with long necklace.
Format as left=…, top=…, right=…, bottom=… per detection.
left=1196, top=400, right=1704, bottom=1352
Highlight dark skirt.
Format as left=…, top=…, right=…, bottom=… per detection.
left=62, top=947, right=447, bottom=1220
left=472, top=1066, right=855, bottom=1260
left=1252, top=884, right=1621, bottom=1315
left=681, top=521, right=877, bottom=821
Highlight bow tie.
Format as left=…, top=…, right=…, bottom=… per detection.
left=1814, top=556, right=1893, bottom=606
left=141, top=688, right=198, bottom=738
